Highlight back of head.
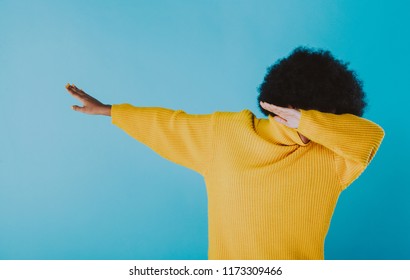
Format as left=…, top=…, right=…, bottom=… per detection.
left=257, top=46, right=367, bottom=117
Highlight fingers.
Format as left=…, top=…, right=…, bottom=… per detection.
left=66, top=83, right=89, bottom=113
left=260, top=101, right=302, bottom=128
left=273, top=116, right=287, bottom=125
left=71, top=105, right=86, bottom=113
left=71, top=85, right=90, bottom=99
left=66, top=83, right=91, bottom=99
left=260, top=101, right=294, bottom=117
left=66, top=83, right=107, bottom=115
left=66, top=83, right=87, bottom=102
left=273, top=116, right=291, bottom=127
left=66, top=83, right=102, bottom=104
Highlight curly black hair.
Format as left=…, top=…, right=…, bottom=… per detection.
left=257, top=46, right=367, bottom=117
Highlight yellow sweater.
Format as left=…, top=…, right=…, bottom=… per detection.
left=111, top=104, right=384, bottom=260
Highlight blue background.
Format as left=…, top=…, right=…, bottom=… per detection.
left=0, top=0, right=409, bottom=259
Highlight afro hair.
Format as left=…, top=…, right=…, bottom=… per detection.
left=257, top=46, right=367, bottom=117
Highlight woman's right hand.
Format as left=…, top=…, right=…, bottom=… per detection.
left=66, top=83, right=111, bottom=116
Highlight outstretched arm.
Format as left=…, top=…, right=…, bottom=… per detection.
left=66, top=83, right=112, bottom=116
left=110, top=104, right=214, bottom=175
left=66, top=84, right=214, bottom=175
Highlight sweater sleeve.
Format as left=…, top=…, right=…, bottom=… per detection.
left=111, top=104, right=214, bottom=175
left=297, top=110, right=385, bottom=190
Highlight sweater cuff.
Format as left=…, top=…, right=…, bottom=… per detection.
left=297, top=109, right=327, bottom=142
left=297, top=109, right=312, bottom=136
left=111, top=104, right=129, bottom=126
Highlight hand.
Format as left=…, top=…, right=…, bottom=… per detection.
left=260, top=101, right=301, bottom=128
left=66, top=83, right=111, bottom=116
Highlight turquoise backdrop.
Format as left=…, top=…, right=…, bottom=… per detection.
left=0, top=0, right=409, bottom=259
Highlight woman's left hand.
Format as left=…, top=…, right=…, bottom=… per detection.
left=260, top=101, right=301, bottom=128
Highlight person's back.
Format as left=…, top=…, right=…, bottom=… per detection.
left=109, top=105, right=383, bottom=259
left=66, top=46, right=385, bottom=259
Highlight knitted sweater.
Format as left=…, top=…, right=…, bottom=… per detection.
left=111, top=104, right=384, bottom=260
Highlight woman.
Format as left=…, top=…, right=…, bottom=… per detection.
left=66, top=47, right=384, bottom=259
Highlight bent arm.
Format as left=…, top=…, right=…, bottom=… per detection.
left=111, top=104, right=214, bottom=175
left=297, top=110, right=385, bottom=188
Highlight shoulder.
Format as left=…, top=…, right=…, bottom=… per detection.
left=211, top=110, right=260, bottom=134
left=214, top=109, right=255, bottom=121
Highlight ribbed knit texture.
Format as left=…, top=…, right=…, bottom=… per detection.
left=111, top=104, right=384, bottom=260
